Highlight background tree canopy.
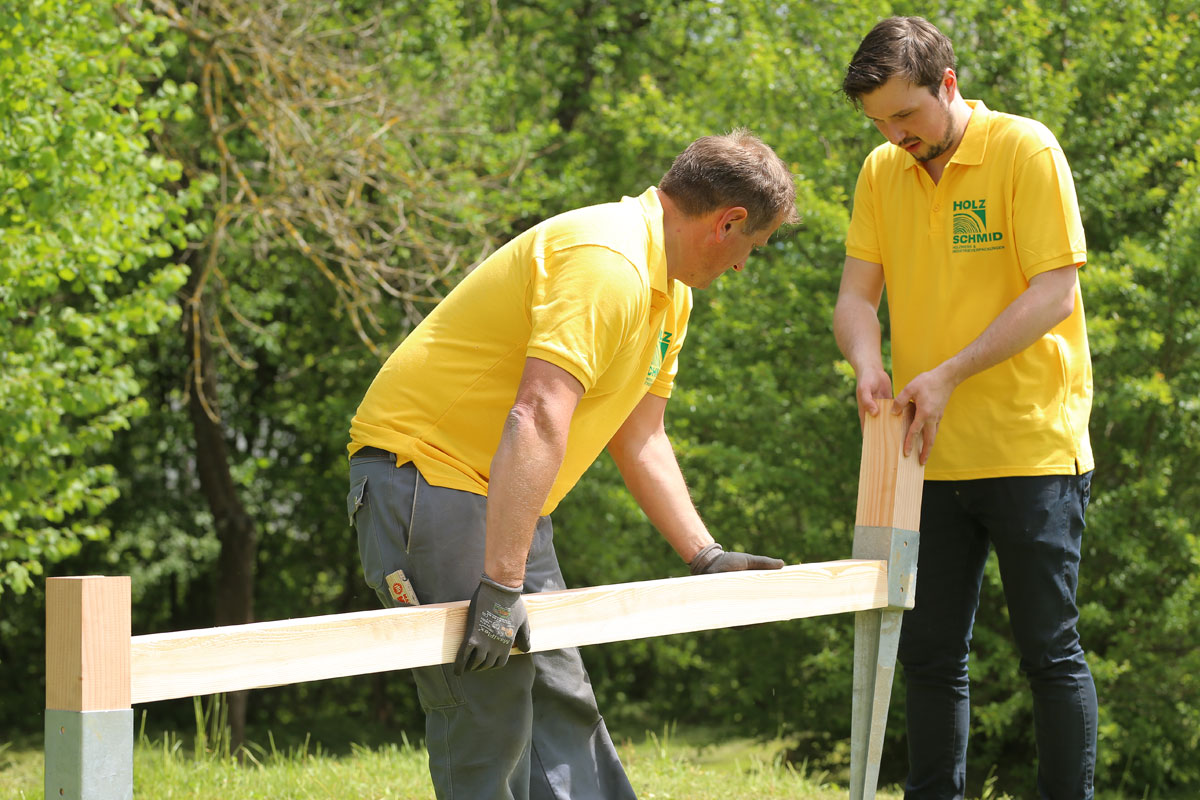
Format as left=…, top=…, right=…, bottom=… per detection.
left=2, top=0, right=1197, bottom=795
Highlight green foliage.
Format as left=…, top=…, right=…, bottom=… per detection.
left=2, top=0, right=1198, bottom=794
left=1080, top=165, right=1200, bottom=790
left=1, top=0, right=568, bottom=733
left=0, top=0, right=200, bottom=595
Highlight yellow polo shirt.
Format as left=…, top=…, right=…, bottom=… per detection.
left=349, top=187, right=692, bottom=514
left=846, top=100, right=1094, bottom=479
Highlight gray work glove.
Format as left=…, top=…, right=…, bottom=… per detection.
left=689, top=542, right=785, bottom=575
left=454, top=574, right=531, bottom=675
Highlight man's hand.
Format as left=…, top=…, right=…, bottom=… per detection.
left=689, top=543, right=785, bottom=575
left=454, top=575, right=531, bottom=675
left=892, top=363, right=957, bottom=465
left=855, top=366, right=894, bottom=427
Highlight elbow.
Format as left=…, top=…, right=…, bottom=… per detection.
left=1037, top=267, right=1079, bottom=327
left=606, top=434, right=630, bottom=466
left=505, top=399, right=569, bottom=454
left=834, top=293, right=879, bottom=330
left=607, top=420, right=666, bottom=476
left=1054, top=289, right=1076, bottom=325
left=832, top=298, right=854, bottom=344
left=606, top=428, right=648, bottom=473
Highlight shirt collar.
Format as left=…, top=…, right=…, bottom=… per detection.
left=951, top=99, right=990, bottom=166
left=635, top=186, right=670, bottom=295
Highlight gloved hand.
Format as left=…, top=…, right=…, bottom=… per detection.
left=689, top=542, right=785, bottom=575
left=454, top=574, right=531, bottom=675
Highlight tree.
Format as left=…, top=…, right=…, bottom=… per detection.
left=4, top=1, right=1197, bottom=792
left=86, top=0, right=552, bottom=746
left=0, top=0, right=198, bottom=596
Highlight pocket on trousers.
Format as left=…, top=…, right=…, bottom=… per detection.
left=414, top=663, right=466, bottom=711
left=348, top=473, right=384, bottom=593
left=347, top=474, right=368, bottom=526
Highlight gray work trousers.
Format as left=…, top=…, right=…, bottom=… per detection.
left=348, top=453, right=637, bottom=800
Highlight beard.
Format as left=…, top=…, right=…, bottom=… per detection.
left=913, top=101, right=957, bottom=163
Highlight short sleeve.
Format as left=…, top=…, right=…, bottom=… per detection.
left=845, top=160, right=882, bottom=263
left=1012, top=145, right=1087, bottom=278
left=527, top=245, right=646, bottom=391
left=647, top=287, right=692, bottom=398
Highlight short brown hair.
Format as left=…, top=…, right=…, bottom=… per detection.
left=842, top=16, right=956, bottom=106
left=659, top=129, right=798, bottom=232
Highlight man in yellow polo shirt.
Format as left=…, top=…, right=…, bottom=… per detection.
left=834, top=17, right=1097, bottom=800
left=347, top=129, right=797, bottom=800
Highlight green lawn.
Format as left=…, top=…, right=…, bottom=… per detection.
left=6, top=728, right=898, bottom=800
left=0, top=728, right=1176, bottom=800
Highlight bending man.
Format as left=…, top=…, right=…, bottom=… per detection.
left=348, top=129, right=797, bottom=800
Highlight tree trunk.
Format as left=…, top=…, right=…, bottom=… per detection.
left=183, top=268, right=257, bottom=753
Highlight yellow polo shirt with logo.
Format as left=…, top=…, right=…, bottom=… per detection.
left=846, top=100, right=1093, bottom=480
left=349, top=187, right=692, bottom=514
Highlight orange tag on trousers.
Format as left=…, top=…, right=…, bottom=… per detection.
left=385, top=568, right=420, bottom=606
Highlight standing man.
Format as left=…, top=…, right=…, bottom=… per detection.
left=833, top=16, right=1097, bottom=800
left=347, top=129, right=796, bottom=800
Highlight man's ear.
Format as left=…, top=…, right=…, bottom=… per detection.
left=941, top=67, right=958, bottom=101
left=714, top=206, right=749, bottom=241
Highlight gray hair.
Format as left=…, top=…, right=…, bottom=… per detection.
left=659, top=129, right=798, bottom=232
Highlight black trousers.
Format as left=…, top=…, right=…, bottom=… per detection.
left=899, top=473, right=1097, bottom=800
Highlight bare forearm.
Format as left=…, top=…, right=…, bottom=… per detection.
left=610, top=427, right=712, bottom=563
left=834, top=256, right=888, bottom=382
left=834, top=288, right=893, bottom=417
left=485, top=407, right=567, bottom=586
left=834, top=294, right=885, bottom=376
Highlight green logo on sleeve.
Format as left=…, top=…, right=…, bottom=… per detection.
left=645, top=331, right=672, bottom=386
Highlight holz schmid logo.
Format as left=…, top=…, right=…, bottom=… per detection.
left=952, top=199, right=1005, bottom=254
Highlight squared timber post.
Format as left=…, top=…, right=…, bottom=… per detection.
left=45, top=576, right=134, bottom=800
left=849, top=399, right=924, bottom=800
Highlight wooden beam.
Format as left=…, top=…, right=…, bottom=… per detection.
left=130, top=559, right=888, bottom=704
left=46, top=576, right=131, bottom=712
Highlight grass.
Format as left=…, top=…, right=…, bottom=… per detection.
left=0, top=715, right=1182, bottom=800
left=5, top=724, right=894, bottom=800
left=620, top=727, right=904, bottom=800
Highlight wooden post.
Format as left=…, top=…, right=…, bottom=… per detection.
left=849, top=400, right=924, bottom=800
left=45, top=576, right=134, bottom=800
